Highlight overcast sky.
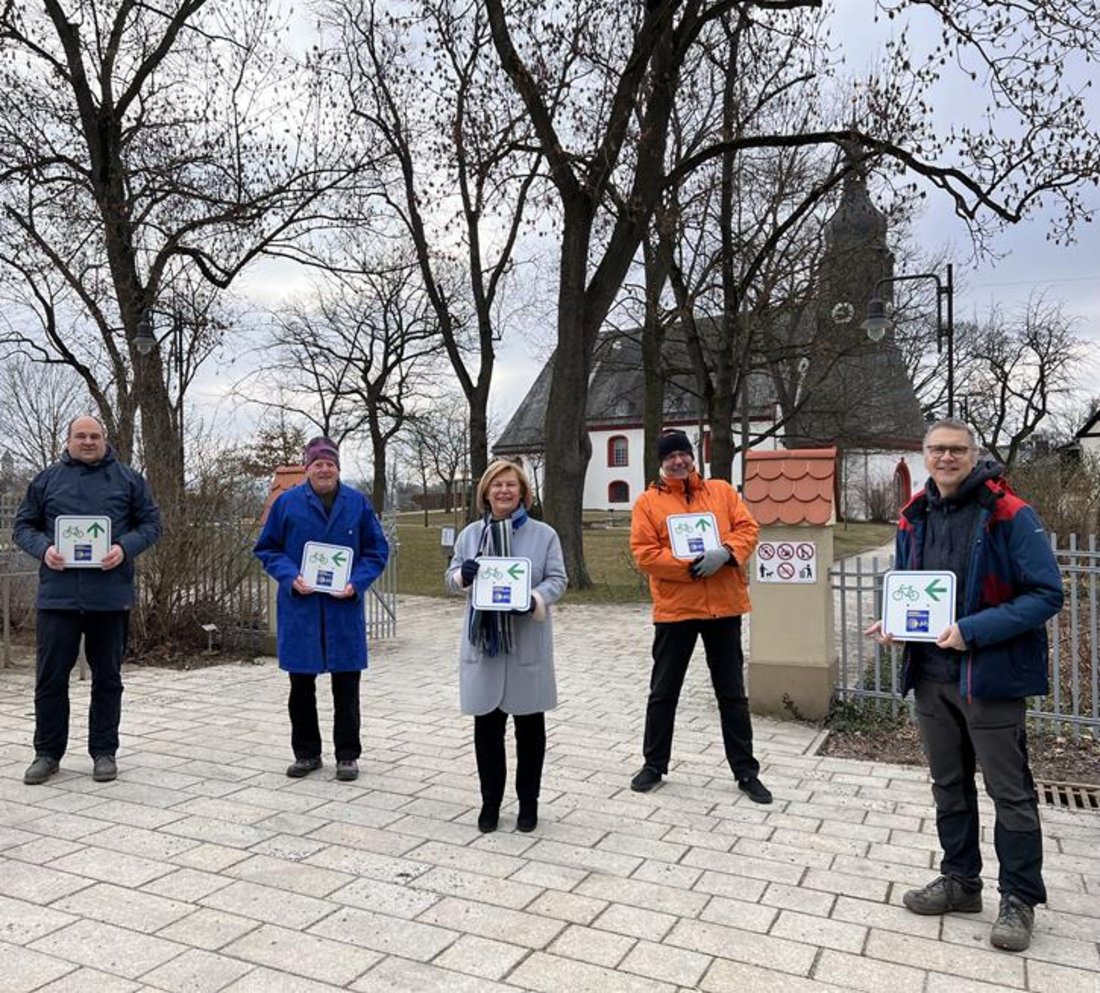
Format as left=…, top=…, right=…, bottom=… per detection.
left=208, top=1, right=1100, bottom=458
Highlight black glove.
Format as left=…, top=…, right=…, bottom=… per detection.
left=460, top=558, right=480, bottom=587
left=510, top=597, right=536, bottom=615
left=690, top=546, right=732, bottom=579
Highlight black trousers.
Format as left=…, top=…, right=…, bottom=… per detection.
left=35, top=609, right=129, bottom=760
left=288, top=671, right=361, bottom=762
left=642, top=616, right=759, bottom=782
left=914, top=679, right=1046, bottom=906
left=473, top=708, right=546, bottom=808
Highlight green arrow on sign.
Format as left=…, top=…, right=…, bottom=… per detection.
left=925, top=578, right=948, bottom=602
left=332, top=552, right=347, bottom=566
left=507, top=563, right=526, bottom=580
left=695, top=518, right=712, bottom=531
left=87, top=522, right=105, bottom=537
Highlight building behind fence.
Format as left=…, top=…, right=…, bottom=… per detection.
left=832, top=534, right=1099, bottom=739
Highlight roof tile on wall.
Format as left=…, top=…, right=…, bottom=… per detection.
left=744, top=448, right=837, bottom=526
left=260, top=465, right=306, bottom=525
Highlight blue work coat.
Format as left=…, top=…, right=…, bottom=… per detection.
left=254, top=482, right=389, bottom=673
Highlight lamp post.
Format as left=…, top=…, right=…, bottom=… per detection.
left=133, top=308, right=185, bottom=479
left=862, top=263, right=955, bottom=418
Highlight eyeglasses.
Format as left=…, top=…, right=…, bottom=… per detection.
left=925, top=445, right=973, bottom=458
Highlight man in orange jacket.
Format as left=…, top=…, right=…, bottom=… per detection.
left=629, top=430, right=771, bottom=803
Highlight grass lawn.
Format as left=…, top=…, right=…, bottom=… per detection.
left=395, top=512, right=896, bottom=603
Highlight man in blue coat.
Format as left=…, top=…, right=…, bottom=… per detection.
left=867, top=418, right=1063, bottom=953
left=14, top=415, right=162, bottom=785
left=254, top=437, right=389, bottom=781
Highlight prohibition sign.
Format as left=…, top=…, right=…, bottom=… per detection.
left=758, top=543, right=775, bottom=560
left=796, top=543, right=814, bottom=560
left=777, top=562, right=796, bottom=580
left=777, top=543, right=794, bottom=560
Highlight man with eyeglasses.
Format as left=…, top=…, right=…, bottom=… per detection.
left=628, top=430, right=771, bottom=804
left=867, top=417, right=1062, bottom=952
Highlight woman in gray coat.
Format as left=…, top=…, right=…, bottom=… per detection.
left=445, top=460, right=567, bottom=833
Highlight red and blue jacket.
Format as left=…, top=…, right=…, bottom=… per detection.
left=896, top=471, right=1063, bottom=701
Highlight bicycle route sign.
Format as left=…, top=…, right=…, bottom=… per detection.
left=471, top=556, right=533, bottom=612
left=881, top=570, right=956, bottom=642
left=300, top=541, right=354, bottom=594
left=54, top=515, right=111, bottom=568
left=667, top=512, right=721, bottom=559
left=755, top=540, right=817, bottom=584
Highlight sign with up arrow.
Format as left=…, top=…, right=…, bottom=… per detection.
left=301, top=541, right=354, bottom=595
left=881, top=570, right=957, bottom=642
left=54, top=515, right=111, bottom=568
left=471, top=556, right=533, bottom=612
left=667, top=512, right=721, bottom=560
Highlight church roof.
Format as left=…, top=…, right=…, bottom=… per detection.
left=493, top=327, right=776, bottom=454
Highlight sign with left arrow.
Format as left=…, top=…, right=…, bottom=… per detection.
left=471, top=556, right=533, bottom=612
left=301, top=541, right=354, bottom=595
left=54, top=515, right=112, bottom=568
left=881, top=570, right=957, bottom=642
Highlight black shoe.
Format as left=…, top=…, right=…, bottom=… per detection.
left=92, top=755, right=117, bottom=782
left=516, top=801, right=538, bottom=833
left=23, top=755, right=59, bottom=785
left=902, top=874, right=983, bottom=915
left=478, top=805, right=499, bottom=833
left=990, top=894, right=1034, bottom=951
left=630, top=766, right=662, bottom=792
left=286, top=756, right=322, bottom=778
left=738, top=776, right=773, bottom=804
left=335, top=760, right=358, bottom=782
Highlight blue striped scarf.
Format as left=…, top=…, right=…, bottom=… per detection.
left=467, top=506, right=528, bottom=657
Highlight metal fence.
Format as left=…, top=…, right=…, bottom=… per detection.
left=832, top=534, right=1100, bottom=738
left=0, top=498, right=400, bottom=662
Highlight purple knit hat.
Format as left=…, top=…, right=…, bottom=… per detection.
left=303, top=436, right=340, bottom=469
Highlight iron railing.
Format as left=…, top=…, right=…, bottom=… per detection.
left=832, top=534, right=1100, bottom=738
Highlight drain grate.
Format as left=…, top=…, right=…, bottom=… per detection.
left=1036, top=780, right=1100, bottom=811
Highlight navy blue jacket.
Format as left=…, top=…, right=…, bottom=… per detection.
left=254, top=482, right=389, bottom=674
left=13, top=449, right=163, bottom=611
left=896, top=471, right=1063, bottom=700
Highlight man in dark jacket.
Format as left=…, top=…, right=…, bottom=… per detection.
left=14, top=415, right=162, bottom=785
left=867, top=418, right=1063, bottom=953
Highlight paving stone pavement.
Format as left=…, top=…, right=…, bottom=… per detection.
left=0, top=595, right=1097, bottom=992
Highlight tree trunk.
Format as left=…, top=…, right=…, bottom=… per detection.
left=641, top=233, right=669, bottom=486
left=543, top=209, right=595, bottom=588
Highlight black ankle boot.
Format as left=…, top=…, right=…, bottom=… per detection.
left=516, top=801, right=538, bottom=833
left=478, top=805, right=499, bottom=833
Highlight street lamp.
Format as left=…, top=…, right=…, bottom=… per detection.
left=862, top=263, right=955, bottom=417
left=131, top=308, right=186, bottom=477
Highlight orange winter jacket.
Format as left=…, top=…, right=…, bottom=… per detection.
left=631, top=472, right=758, bottom=622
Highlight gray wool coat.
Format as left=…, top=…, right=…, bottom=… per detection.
left=445, top=517, right=568, bottom=716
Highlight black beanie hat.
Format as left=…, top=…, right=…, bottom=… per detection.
left=656, top=430, right=693, bottom=462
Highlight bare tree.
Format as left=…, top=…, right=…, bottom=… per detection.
left=409, top=395, right=471, bottom=515
left=486, top=0, right=1100, bottom=585
left=963, top=293, right=1082, bottom=470
left=0, top=0, right=367, bottom=516
left=0, top=354, right=88, bottom=471
left=328, top=0, right=546, bottom=486
left=244, top=249, right=443, bottom=510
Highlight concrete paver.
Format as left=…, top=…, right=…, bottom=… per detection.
left=0, top=595, right=1097, bottom=991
